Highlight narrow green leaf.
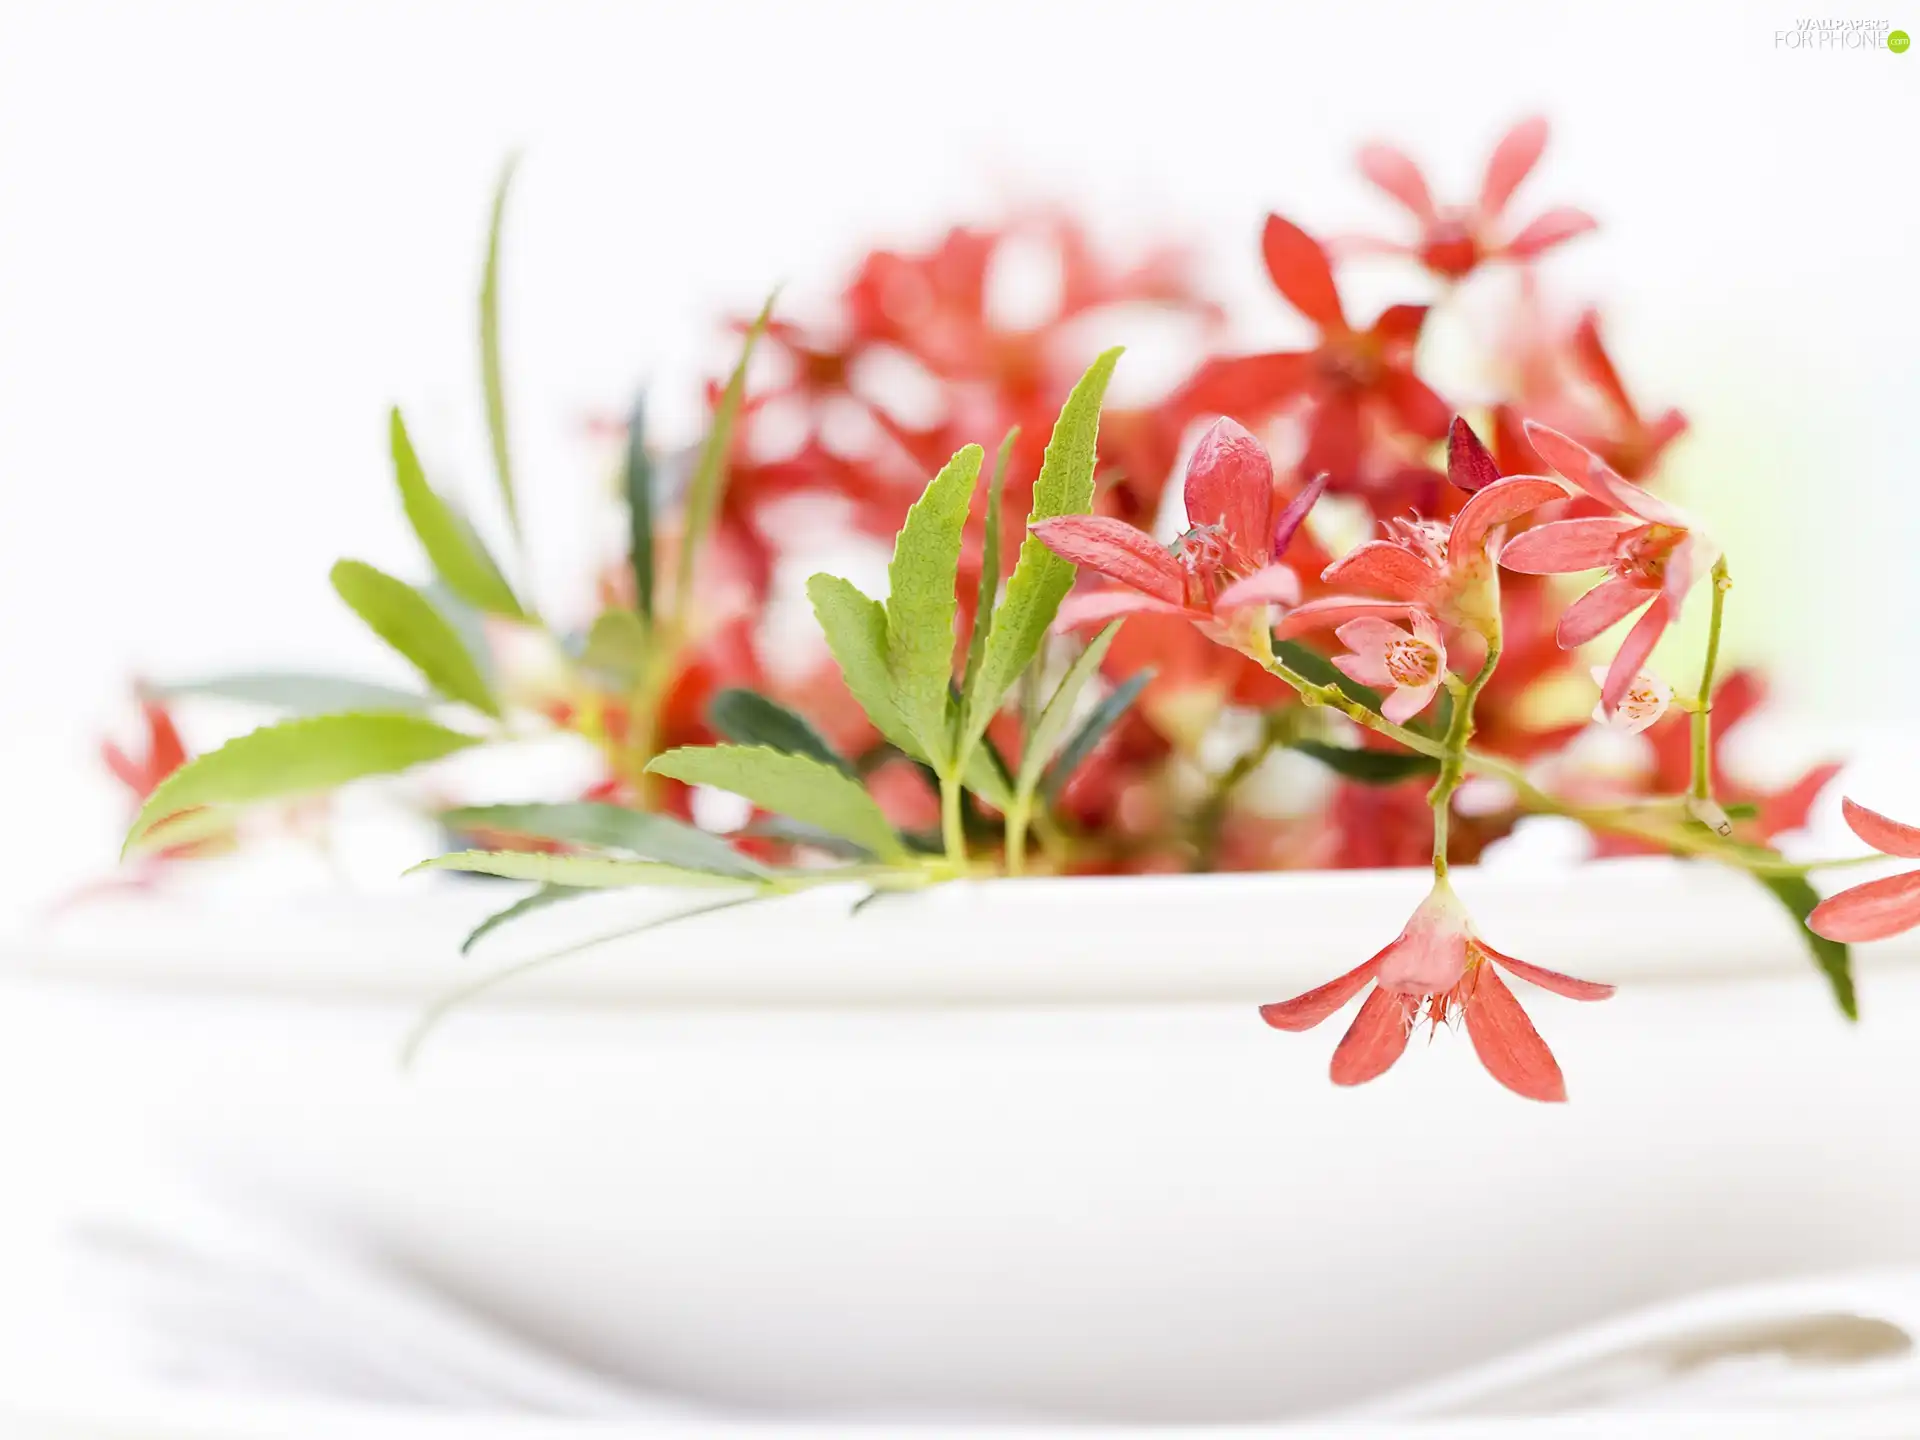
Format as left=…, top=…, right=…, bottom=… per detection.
left=1040, top=668, right=1152, bottom=801
left=389, top=408, right=524, bottom=618
left=739, top=816, right=873, bottom=860
left=438, top=801, right=769, bottom=879
left=807, top=573, right=920, bottom=757
left=708, top=688, right=851, bottom=775
left=125, top=713, right=480, bottom=854
left=624, top=391, right=655, bottom=620
left=330, top=560, right=499, bottom=716
left=1757, top=872, right=1857, bottom=1020
left=480, top=153, right=522, bottom=541
left=580, top=607, right=649, bottom=687
left=160, top=673, right=432, bottom=714
left=416, top=850, right=761, bottom=890
left=462, top=884, right=582, bottom=954
left=647, top=744, right=905, bottom=862
left=963, top=348, right=1121, bottom=752
left=674, top=296, right=773, bottom=621
left=1288, top=741, right=1440, bottom=786
left=885, top=443, right=983, bottom=770
left=963, top=724, right=1016, bottom=810
left=962, top=427, right=1018, bottom=696
left=1018, top=623, right=1121, bottom=795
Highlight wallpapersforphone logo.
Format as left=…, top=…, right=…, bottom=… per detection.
left=1774, top=17, right=1907, bottom=48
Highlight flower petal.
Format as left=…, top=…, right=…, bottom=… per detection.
left=1329, top=987, right=1413, bottom=1086
left=1505, top=206, right=1598, bottom=260
left=1334, top=616, right=1410, bottom=656
left=1260, top=957, right=1381, bottom=1032
left=1808, top=870, right=1920, bottom=944
left=1358, top=142, right=1437, bottom=223
left=1215, top=563, right=1302, bottom=612
left=1271, top=470, right=1331, bottom=559
left=1570, top=310, right=1635, bottom=418
left=1464, top=963, right=1568, bottom=1103
left=1302, top=392, right=1364, bottom=480
left=1333, top=650, right=1396, bottom=690
left=1601, top=598, right=1670, bottom=712
left=1054, top=589, right=1195, bottom=630
left=1030, top=516, right=1185, bottom=604
left=1375, top=367, right=1452, bottom=440
left=1483, top=944, right=1616, bottom=1001
left=1321, top=541, right=1442, bottom=603
left=1261, top=213, right=1346, bottom=330
left=1370, top=303, right=1432, bottom=350
left=1382, top=675, right=1440, bottom=724
left=1557, top=575, right=1651, bottom=648
left=1182, top=352, right=1315, bottom=419
left=1449, top=477, right=1568, bottom=558
left=1841, top=797, right=1920, bottom=860
left=1499, top=516, right=1639, bottom=574
left=1274, top=596, right=1419, bottom=638
left=1447, top=416, right=1503, bottom=493
left=1184, top=417, right=1275, bottom=560
left=1523, top=421, right=1690, bottom=527
left=1479, top=115, right=1549, bottom=219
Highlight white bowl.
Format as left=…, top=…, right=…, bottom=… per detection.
left=4, top=859, right=1918, bottom=1424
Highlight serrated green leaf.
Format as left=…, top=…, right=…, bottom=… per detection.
left=624, top=391, right=655, bottom=621
left=438, top=801, right=768, bottom=879
left=462, top=884, right=582, bottom=954
left=330, top=560, right=499, bottom=716
left=1018, top=623, right=1121, bottom=795
left=647, top=744, right=905, bottom=862
left=480, top=154, right=521, bottom=541
left=962, top=348, right=1120, bottom=752
left=807, top=573, right=920, bottom=756
left=160, top=673, right=432, bottom=714
left=416, top=850, right=761, bottom=890
left=1041, top=668, right=1152, bottom=801
left=389, top=408, right=524, bottom=618
left=580, top=607, right=649, bottom=687
left=674, top=296, right=773, bottom=622
left=1290, top=741, right=1440, bottom=786
left=708, top=688, right=850, bottom=775
left=885, top=443, right=983, bottom=770
left=962, top=427, right=1017, bottom=698
left=1756, top=872, right=1857, bottom=1020
left=125, top=712, right=480, bottom=854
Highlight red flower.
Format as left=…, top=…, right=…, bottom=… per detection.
left=1181, top=216, right=1450, bottom=490
left=1350, top=116, right=1597, bottom=281
left=1809, top=800, right=1920, bottom=943
left=1260, top=879, right=1613, bottom=1102
left=103, top=696, right=188, bottom=802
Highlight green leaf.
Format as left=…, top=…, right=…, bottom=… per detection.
left=160, top=673, right=432, bottom=714
left=962, top=427, right=1017, bottom=697
left=962, top=348, right=1120, bottom=752
left=647, top=744, right=906, bottom=862
left=739, top=816, right=874, bottom=860
left=674, top=295, right=773, bottom=621
left=807, top=573, right=920, bottom=756
left=461, top=884, right=582, bottom=954
left=1018, top=623, right=1121, bottom=795
left=480, top=153, right=521, bottom=541
left=1040, top=669, right=1152, bottom=801
left=624, top=391, right=655, bottom=621
left=416, top=850, right=762, bottom=890
left=125, top=712, right=480, bottom=854
left=580, top=607, right=649, bottom=687
left=1756, top=872, right=1857, bottom=1020
left=438, top=801, right=769, bottom=879
left=1290, top=741, right=1440, bottom=786
left=330, top=560, right=499, bottom=716
left=885, top=443, right=983, bottom=770
left=1272, top=638, right=1386, bottom=716
left=708, top=688, right=851, bottom=775
left=389, top=408, right=525, bottom=618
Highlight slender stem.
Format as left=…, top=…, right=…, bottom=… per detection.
left=940, top=771, right=966, bottom=871
left=1004, top=793, right=1032, bottom=878
left=1690, top=557, right=1732, bottom=803
left=1428, top=629, right=1502, bottom=879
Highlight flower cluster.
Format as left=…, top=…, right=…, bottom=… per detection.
left=110, top=121, right=1898, bottom=1095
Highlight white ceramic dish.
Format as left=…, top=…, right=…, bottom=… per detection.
left=5, top=858, right=1919, bottom=1424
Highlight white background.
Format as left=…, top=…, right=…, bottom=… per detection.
left=1, top=0, right=1916, bottom=914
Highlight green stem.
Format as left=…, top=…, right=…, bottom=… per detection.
left=1691, top=557, right=1732, bottom=803
left=1004, top=792, right=1033, bottom=878
left=940, top=771, right=966, bottom=871
left=1428, top=629, right=1502, bottom=879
